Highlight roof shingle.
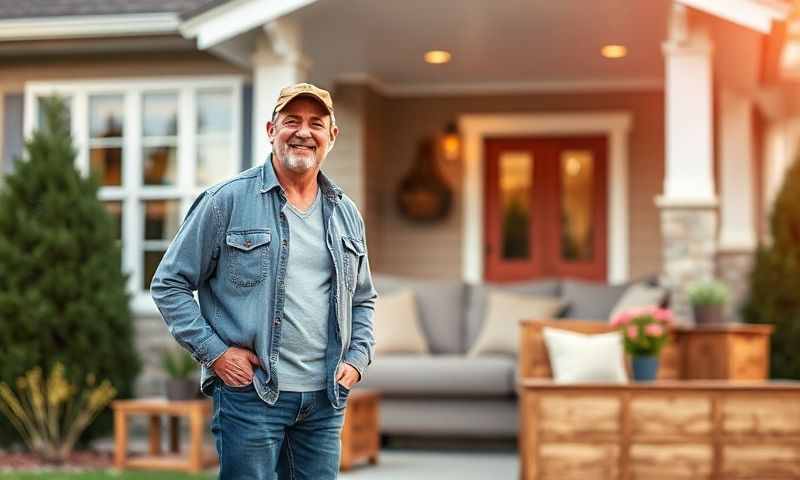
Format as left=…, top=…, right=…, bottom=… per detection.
left=0, top=0, right=221, bottom=19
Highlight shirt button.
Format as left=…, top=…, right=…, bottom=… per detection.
left=244, top=240, right=252, bottom=248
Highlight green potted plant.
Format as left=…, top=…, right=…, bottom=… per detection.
left=161, top=348, right=199, bottom=401
left=688, top=280, right=729, bottom=325
left=610, top=306, right=674, bottom=381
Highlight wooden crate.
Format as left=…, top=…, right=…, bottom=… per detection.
left=340, top=389, right=380, bottom=471
left=676, top=324, right=773, bottom=380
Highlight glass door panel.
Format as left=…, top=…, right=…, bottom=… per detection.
left=499, top=151, right=533, bottom=261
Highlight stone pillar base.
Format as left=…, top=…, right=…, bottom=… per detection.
left=716, top=249, right=756, bottom=323
left=657, top=201, right=718, bottom=324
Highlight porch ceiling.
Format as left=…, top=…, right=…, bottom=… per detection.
left=290, top=0, right=672, bottom=92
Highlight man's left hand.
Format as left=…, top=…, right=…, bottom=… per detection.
left=336, top=363, right=360, bottom=389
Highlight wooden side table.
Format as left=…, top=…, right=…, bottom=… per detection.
left=340, top=389, right=380, bottom=471
left=675, top=324, right=773, bottom=380
left=112, top=398, right=218, bottom=473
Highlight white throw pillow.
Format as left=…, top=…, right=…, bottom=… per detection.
left=467, top=290, right=564, bottom=357
left=374, top=289, right=430, bottom=355
left=609, top=283, right=668, bottom=321
left=542, top=327, right=628, bottom=383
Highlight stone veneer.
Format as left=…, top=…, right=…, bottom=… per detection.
left=658, top=205, right=718, bottom=324
left=716, top=250, right=755, bottom=323
left=133, top=314, right=174, bottom=398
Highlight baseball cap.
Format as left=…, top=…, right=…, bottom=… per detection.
left=273, top=82, right=334, bottom=116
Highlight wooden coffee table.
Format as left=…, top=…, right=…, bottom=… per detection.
left=112, top=398, right=218, bottom=473
left=518, top=380, right=800, bottom=480
left=340, top=389, right=380, bottom=471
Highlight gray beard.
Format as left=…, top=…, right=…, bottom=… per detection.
left=282, top=151, right=316, bottom=173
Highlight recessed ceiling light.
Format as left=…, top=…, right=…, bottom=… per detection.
left=424, top=50, right=452, bottom=64
left=602, top=45, right=627, bottom=59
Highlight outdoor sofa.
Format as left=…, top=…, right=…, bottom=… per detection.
left=358, top=273, right=667, bottom=438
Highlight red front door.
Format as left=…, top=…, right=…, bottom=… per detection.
left=483, top=136, right=608, bottom=282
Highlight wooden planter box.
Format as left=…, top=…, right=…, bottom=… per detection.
left=519, top=381, right=800, bottom=480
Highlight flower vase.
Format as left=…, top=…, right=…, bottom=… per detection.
left=632, top=355, right=660, bottom=382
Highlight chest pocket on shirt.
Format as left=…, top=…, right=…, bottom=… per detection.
left=226, top=230, right=271, bottom=287
left=341, top=236, right=365, bottom=294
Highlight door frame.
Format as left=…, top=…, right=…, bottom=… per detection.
left=459, top=112, right=632, bottom=283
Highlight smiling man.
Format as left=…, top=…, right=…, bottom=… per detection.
left=151, top=83, right=377, bottom=479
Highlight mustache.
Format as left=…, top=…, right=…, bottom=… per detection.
left=288, top=137, right=316, bottom=148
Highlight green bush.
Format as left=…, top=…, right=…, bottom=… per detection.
left=742, top=156, right=800, bottom=380
left=0, top=97, right=140, bottom=446
left=687, top=280, right=729, bottom=306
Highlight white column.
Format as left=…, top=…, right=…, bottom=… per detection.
left=657, top=2, right=718, bottom=324
left=251, top=19, right=310, bottom=164
left=718, top=90, right=756, bottom=251
left=659, top=3, right=717, bottom=206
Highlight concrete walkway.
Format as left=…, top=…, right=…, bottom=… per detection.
left=339, top=449, right=519, bottom=480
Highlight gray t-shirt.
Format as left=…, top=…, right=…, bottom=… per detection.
left=277, top=189, right=331, bottom=392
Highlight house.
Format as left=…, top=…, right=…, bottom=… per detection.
left=0, top=0, right=797, bottom=395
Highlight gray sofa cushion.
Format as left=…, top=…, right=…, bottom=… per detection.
left=379, top=398, right=518, bottom=436
left=561, top=275, right=665, bottom=321
left=373, top=275, right=466, bottom=354
left=560, top=279, right=630, bottom=320
left=465, top=279, right=561, bottom=351
left=360, top=354, right=515, bottom=397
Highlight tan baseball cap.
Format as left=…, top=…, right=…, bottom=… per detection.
left=273, top=82, right=334, bottom=116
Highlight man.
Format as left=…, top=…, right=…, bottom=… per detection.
left=151, top=82, right=377, bottom=479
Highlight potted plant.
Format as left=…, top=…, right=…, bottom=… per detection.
left=687, top=280, right=729, bottom=325
left=161, top=348, right=199, bottom=401
left=610, top=306, right=674, bottom=381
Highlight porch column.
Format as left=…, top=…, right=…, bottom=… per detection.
left=717, top=90, right=757, bottom=321
left=251, top=19, right=310, bottom=164
left=657, top=2, right=718, bottom=324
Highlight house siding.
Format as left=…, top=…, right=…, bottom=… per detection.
left=1, top=94, right=23, bottom=173
left=323, top=84, right=367, bottom=209
left=372, top=90, right=665, bottom=281
left=0, top=50, right=246, bottom=93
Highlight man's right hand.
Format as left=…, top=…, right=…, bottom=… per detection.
left=211, top=347, right=260, bottom=387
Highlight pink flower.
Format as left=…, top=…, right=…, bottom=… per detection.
left=645, top=323, right=664, bottom=337
left=653, top=308, right=673, bottom=324
left=626, top=325, right=639, bottom=340
left=611, top=311, right=633, bottom=326
left=628, top=306, right=652, bottom=320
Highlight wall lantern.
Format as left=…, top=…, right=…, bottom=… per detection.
left=441, top=122, right=461, bottom=163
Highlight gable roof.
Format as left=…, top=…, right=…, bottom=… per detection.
left=0, top=0, right=219, bottom=19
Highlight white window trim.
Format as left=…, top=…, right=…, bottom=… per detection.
left=458, top=112, right=632, bottom=284
left=24, top=75, right=244, bottom=317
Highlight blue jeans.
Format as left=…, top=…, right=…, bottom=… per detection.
left=211, top=381, right=348, bottom=479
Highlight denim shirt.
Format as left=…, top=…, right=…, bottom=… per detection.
left=150, top=157, right=377, bottom=409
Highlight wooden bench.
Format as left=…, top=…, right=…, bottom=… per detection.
left=518, top=380, right=800, bottom=479
left=518, top=319, right=772, bottom=381
left=517, top=319, right=781, bottom=479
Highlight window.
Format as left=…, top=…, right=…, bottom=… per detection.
left=25, top=77, right=243, bottom=312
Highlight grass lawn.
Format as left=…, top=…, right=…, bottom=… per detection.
left=0, top=472, right=214, bottom=480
